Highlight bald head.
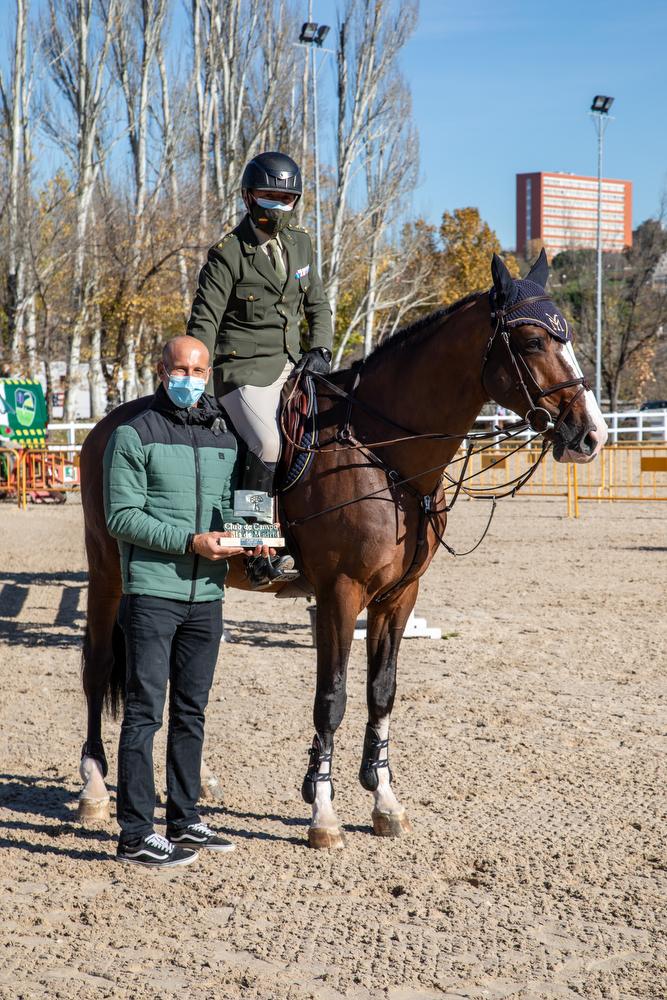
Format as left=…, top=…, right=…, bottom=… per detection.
left=157, top=336, right=211, bottom=400
left=161, top=335, right=209, bottom=371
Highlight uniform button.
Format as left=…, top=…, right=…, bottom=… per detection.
left=231, top=350, right=237, bottom=356
left=280, top=295, right=286, bottom=302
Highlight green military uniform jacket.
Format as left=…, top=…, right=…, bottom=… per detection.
left=186, top=214, right=333, bottom=395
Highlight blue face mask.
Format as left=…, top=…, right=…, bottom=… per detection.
left=255, top=197, right=294, bottom=212
left=165, top=373, right=206, bottom=409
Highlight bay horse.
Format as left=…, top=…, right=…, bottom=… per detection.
left=78, top=251, right=607, bottom=848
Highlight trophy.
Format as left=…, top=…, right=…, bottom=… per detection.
left=216, top=487, right=285, bottom=548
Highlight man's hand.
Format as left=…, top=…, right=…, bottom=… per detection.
left=192, top=532, right=276, bottom=560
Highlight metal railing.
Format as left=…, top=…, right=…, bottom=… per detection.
left=454, top=441, right=667, bottom=518
left=46, top=422, right=96, bottom=451
left=470, top=409, right=667, bottom=444
left=44, top=410, right=667, bottom=452
left=570, top=445, right=667, bottom=515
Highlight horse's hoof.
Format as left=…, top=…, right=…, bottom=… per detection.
left=308, top=826, right=346, bottom=850
left=199, top=776, right=224, bottom=803
left=372, top=809, right=412, bottom=838
left=77, top=796, right=111, bottom=822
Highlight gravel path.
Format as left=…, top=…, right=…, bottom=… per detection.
left=0, top=496, right=665, bottom=1000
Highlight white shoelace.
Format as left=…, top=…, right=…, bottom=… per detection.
left=187, top=822, right=214, bottom=836
left=145, top=833, right=173, bottom=853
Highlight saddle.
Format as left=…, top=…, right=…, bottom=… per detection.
left=278, top=375, right=318, bottom=492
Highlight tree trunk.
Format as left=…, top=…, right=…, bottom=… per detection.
left=24, top=294, right=38, bottom=379
left=88, top=311, right=106, bottom=419
left=5, top=0, right=28, bottom=369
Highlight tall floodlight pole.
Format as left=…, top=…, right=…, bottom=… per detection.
left=590, top=95, right=614, bottom=405
left=298, top=20, right=331, bottom=266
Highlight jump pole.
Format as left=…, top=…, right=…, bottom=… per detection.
left=307, top=606, right=441, bottom=644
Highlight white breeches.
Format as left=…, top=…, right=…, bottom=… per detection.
left=220, top=362, right=292, bottom=465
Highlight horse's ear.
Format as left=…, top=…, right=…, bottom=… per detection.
left=491, top=253, right=515, bottom=306
left=526, top=247, right=549, bottom=288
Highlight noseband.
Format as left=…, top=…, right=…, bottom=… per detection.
left=484, top=293, right=590, bottom=435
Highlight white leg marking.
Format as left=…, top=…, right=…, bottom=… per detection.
left=311, top=734, right=340, bottom=830
left=371, top=717, right=403, bottom=816
left=79, top=755, right=109, bottom=802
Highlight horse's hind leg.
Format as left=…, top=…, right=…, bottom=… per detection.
left=302, top=581, right=362, bottom=849
left=360, top=582, right=418, bottom=837
left=79, top=589, right=121, bottom=822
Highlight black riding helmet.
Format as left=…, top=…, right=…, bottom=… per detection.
left=242, top=151, right=302, bottom=235
left=241, top=151, right=303, bottom=198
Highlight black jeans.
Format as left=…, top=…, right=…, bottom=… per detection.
left=116, top=594, right=223, bottom=841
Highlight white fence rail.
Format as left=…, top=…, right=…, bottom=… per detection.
left=45, top=410, right=667, bottom=452
left=470, top=410, right=667, bottom=445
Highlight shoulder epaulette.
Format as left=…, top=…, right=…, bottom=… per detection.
left=287, top=223, right=309, bottom=234
left=215, top=232, right=236, bottom=249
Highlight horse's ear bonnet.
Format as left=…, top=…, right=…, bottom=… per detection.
left=491, top=253, right=515, bottom=307
left=490, top=248, right=571, bottom=343
left=526, top=247, right=549, bottom=288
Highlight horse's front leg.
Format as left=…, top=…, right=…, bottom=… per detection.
left=301, top=581, right=362, bottom=849
left=360, top=582, right=418, bottom=837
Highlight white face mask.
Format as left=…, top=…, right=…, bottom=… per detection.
left=255, top=197, right=294, bottom=212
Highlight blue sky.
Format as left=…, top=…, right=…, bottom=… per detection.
left=314, top=0, right=667, bottom=248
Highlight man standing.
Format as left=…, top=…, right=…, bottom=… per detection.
left=187, top=151, right=333, bottom=586
left=104, top=335, right=269, bottom=868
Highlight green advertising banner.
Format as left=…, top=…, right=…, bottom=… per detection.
left=0, top=380, right=48, bottom=447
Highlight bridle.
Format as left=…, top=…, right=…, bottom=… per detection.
left=278, top=288, right=592, bottom=569
left=484, top=292, right=591, bottom=436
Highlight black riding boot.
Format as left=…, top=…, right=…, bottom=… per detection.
left=237, top=452, right=297, bottom=589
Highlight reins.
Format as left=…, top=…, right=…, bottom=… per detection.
left=280, top=287, right=584, bottom=562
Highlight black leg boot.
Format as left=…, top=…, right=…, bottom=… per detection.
left=237, top=453, right=298, bottom=589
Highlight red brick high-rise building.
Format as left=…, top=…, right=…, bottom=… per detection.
left=516, top=171, right=632, bottom=259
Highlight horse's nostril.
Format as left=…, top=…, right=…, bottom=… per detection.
left=582, top=430, right=599, bottom=454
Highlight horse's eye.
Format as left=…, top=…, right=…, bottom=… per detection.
left=523, top=338, right=543, bottom=352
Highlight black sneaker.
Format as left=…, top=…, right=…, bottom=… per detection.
left=167, top=822, right=235, bottom=853
left=116, top=832, right=198, bottom=869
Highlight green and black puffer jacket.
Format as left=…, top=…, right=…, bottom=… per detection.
left=103, top=386, right=239, bottom=601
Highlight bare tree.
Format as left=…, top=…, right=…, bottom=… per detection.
left=45, top=0, right=120, bottom=420
left=361, top=78, right=418, bottom=356
left=552, top=218, right=667, bottom=409
left=191, top=0, right=219, bottom=249
left=0, top=0, right=33, bottom=370
left=333, top=219, right=439, bottom=368
left=327, top=0, right=417, bottom=330
left=113, top=0, right=168, bottom=399
left=156, top=31, right=192, bottom=318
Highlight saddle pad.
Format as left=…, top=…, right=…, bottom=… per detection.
left=278, top=376, right=318, bottom=492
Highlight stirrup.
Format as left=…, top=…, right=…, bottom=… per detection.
left=246, top=553, right=298, bottom=590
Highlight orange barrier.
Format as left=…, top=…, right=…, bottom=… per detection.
left=446, top=443, right=574, bottom=515
left=18, top=448, right=81, bottom=509
left=446, top=443, right=667, bottom=518
left=570, top=445, right=667, bottom=516
left=0, top=448, right=22, bottom=508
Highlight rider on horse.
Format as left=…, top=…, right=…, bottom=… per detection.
left=186, top=151, right=333, bottom=586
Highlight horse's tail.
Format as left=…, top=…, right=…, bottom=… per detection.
left=107, top=620, right=127, bottom=718
left=81, top=617, right=126, bottom=721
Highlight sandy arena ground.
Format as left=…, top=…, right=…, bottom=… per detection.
left=0, top=494, right=665, bottom=1000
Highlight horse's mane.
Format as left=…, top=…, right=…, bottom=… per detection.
left=350, top=290, right=485, bottom=372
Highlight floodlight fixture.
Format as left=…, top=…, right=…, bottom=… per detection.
left=315, top=24, right=330, bottom=46
left=589, top=94, right=616, bottom=404
left=299, top=22, right=317, bottom=43
left=591, top=95, right=614, bottom=114
left=296, top=21, right=332, bottom=265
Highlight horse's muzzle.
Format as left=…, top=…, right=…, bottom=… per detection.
left=552, top=424, right=604, bottom=463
